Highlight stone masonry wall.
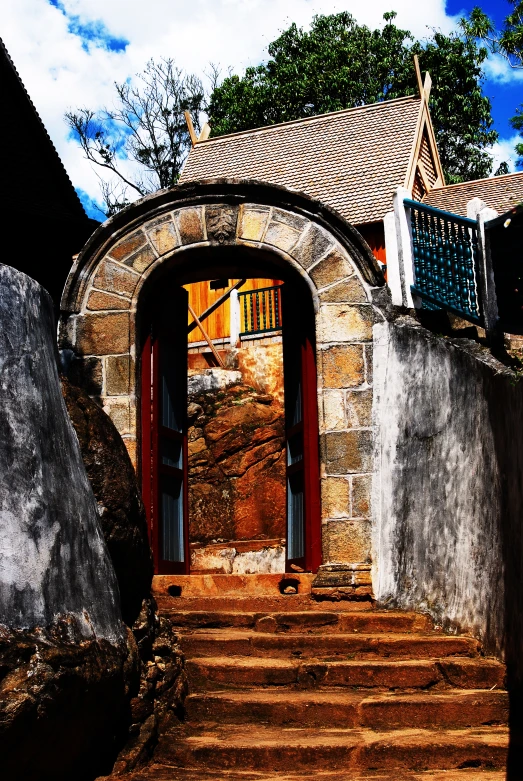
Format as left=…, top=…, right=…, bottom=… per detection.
left=60, top=193, right=385, bottom=574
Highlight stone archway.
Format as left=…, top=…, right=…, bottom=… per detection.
left=60, top=179, right=386, bottom=590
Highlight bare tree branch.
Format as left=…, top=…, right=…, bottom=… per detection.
left=65, top=57, right=205, bottom=215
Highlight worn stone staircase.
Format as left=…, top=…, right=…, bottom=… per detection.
left=128, top=575, right=509, bottom=780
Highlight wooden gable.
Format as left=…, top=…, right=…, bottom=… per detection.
left=404, top=70, right=445, bottom=199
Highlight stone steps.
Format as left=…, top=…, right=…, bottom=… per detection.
left=124, top=576, right=510, bottom=778
left=185, top=688, right=508, bottom=729
left=123, top=764, right=507, bottom=781
left=186, top=655, right=505, bottom=690
left=168, top=609, right=433, bottom=632
left=179, top=629, right=479, bottom=659
left=157, top=725, right=508, bottom=773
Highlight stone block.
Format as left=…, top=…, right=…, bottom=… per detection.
left=87, top=291, right=130, bottom=311
left=323, top=519, right=371, bottom=564
left=271, top=208, right=308, bottom=232
left=318, top=304, right=374, bottom=343
left=105, top=399, right=131, bottom=436
left=109, top=230, right=147, bottom=262
left=346, top=390, right=372, bottom=427
left=177, top=207, right=205, bottom=244
left=322, top=344, right=364, bottom=388
left=352, top=474, right=371, bottom=518
left=365, top=345, right=373, bottom=384
left=205, top=205, right=238, bottom=244
left=238, top=206, right=271, bottom=242
left=123, top=244, right=157, bottom=274
left=319, top=276, right=368, bottom=304
left=76, top=313, right=130, bottom=356
left=292, top=223, right=334, bottom=269
left=123, top=437, right=137, bottom=470
left=69, top=356, right=103, bottom=396
left=310, top=249, right=352, bottom=290
left=322, top=390, right=346, bottom=431
left=321, top=477, right=350, bottom=519
left=325, top=430, right=373, bottom=474
left=264, top=220, right=302, bottom=253
left=93, top=260, right=139, bottom=298
left=145, top=215, right=179, bottom=255
left=106, top=354, right=132, bottom=396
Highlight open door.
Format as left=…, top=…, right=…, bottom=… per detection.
left=141, top=286, right=189, bottom=574
left=282, top=287, right=322, bottom=573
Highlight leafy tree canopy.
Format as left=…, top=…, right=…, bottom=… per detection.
left=461, top=2, right=523, bottom=168
left=208, top=11, right=498, bottom=184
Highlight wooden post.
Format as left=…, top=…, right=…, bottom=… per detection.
left=413, top=55, right=423, bottom=98
left=184, top=111, right=197, bottom=147
left=198, top=123, right=211, bottom=142
left=188, top=302, right=226, bottom=368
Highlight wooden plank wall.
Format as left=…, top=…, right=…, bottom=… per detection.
left=185, top=278, right=282, bottom=343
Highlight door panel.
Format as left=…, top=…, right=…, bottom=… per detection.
left=282, top=287, right=321, bottom=573
left=141, top=286, right=189, bottom=574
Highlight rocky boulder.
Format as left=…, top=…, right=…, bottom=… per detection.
left=61, top=379, right=153, bottom=628
left=187, top=380, right=286, bottom=545
left=0, top=265, right=135, bottom=781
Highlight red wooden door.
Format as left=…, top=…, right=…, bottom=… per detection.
left=282, top=288, right=321, bottom=573
left=141, top=287, right=189, bottom=574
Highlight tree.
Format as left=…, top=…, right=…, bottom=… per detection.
left=66, top=58, right=204, bottom=216
left=208, top=12, right=498, bottom=183
left=461, top=2, right=523, bottom=167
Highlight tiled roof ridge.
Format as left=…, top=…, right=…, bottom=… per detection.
left=425, top=170, right=523, bottom=194
left=0, top=35, right=87, bottom=219
left=200, top=94, right=421, bottom=146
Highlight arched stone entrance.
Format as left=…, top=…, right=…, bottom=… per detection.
left=60, top=179, right=385, bottom=589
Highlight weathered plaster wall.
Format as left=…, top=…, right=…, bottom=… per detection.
left=373, top=318, right=523, bottom=660
left=0, top=264, right=123, bottom=640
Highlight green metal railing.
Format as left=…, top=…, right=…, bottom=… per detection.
left=238, top=285, right=283, bottom=336
left=405, top=199, right=482, bottom=325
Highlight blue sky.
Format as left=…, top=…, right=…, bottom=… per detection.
left=447, top=0, right=521, bottom=138
left=1, top=0, right=521, bottom=221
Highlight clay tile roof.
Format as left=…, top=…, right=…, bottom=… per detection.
left=423, top=172, right=523, bottom=217
left=180, top=96, right=422, bottom=226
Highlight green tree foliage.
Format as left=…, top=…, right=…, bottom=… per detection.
left=66, top=58, right=203, bottom=216
left=461, top=2, right=523, bottom=167
left=208, top=12, right=498, bottom=184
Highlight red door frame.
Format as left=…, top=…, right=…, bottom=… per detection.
left=141, top=280, right=321, bottom=576
left=283, top=288, right=322, bottom=574
left=141, top=296, right=190, bottom=574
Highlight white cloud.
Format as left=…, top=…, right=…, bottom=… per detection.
left=490, top=134, right=521, bottom=175
left=483, top=52, right=523, bottom=85
left=0, top=0, right=467, bottom=210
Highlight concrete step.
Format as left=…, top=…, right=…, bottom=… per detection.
left=185, top=688, right=508, bottom=729
left=112, top=763, right=508, bottom=781
left=179, top=630, right=479, bottom=660
left=186, top=656, right=506, bottom=691
left=158, top=725, right=508, bottom=772
left=168, top=610, right=433, bottom=633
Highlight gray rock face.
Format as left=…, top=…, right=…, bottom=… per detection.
left=0, top=264, right=123, bottom=641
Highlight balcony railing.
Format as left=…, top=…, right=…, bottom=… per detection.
left=405, top=199, right=482, bottom=325
left=238, top=285, right=283, bottom=336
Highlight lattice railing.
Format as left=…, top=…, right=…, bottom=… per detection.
left=405, top=199, right=482, bottom=325
left=238, top=285, right=283, bottom=336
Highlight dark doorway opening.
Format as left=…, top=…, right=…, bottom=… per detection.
left=139, top=246, right=321, bottom=575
